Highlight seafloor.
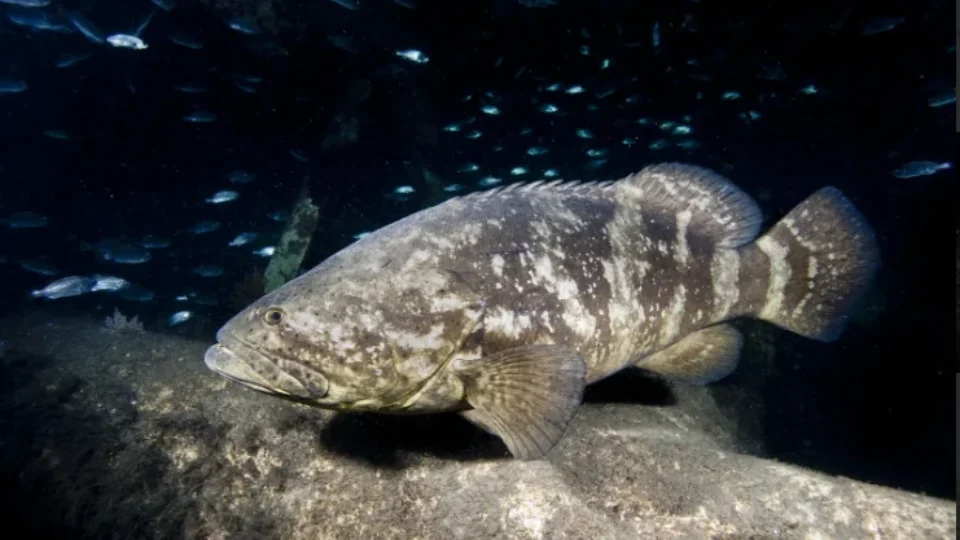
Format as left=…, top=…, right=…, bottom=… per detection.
left=0, top=309, right=953, bottom=539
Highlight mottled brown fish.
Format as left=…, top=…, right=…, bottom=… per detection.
left=205, top=163, right=879, bottom=459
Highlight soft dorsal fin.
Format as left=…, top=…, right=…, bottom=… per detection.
left=621, top=163, right=763, bottom=248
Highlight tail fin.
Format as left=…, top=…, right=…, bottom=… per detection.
left=746, top=187, right=879, bottom=341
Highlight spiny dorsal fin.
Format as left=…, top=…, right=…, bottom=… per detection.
left=459, top=344, right=586, bottom=460
left=622, top=163, right=763, bottom=248
left=449, top=163, right=760, bottom=248
left=456, top=179, right=618, bottom=202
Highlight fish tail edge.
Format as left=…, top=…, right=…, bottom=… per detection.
left=743, top=186, right=880, bottom=342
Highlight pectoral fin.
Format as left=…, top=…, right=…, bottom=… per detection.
left=459, top=344, right=586, bottom=460
left=635, top=323, right=742, bottom=385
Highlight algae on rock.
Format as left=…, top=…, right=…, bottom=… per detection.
left=264, top=181, right=322, bottom=293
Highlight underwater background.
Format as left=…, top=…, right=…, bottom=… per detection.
left=0, top=0, right=955, bottom=537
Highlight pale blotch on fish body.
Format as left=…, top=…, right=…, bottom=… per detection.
left=206, top=163, right=880, bottom=460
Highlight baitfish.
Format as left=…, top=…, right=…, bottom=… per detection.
left=205, top=163, right=879, bottom=460
left=31, top=275, right=95, bottom=299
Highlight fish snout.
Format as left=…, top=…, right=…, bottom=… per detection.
left=204, top=340, right=328, bottom=400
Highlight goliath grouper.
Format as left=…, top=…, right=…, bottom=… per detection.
left=205, top=163, right=879, bottom=459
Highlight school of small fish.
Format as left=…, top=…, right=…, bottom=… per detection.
left=0, top=0, right=951, bottom=335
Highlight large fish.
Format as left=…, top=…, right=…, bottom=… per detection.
left=205, top=163, right=879, bottom=459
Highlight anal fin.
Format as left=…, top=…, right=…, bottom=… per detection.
left=635, top=324, right=742, bottom=385
left=459, top=344, right=586, bottom=460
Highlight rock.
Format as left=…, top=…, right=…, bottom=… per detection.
left=0, top=311, right=954, bottom=539
left=263, top=182, right=320, bottom=293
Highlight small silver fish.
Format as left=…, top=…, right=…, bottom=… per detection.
left=91, top=274, right=130, bottom=292
left=890, top=161, right=951, bottom=179
left=194, top=264, right=224, bottom=277
left=168, top=310, right=193, bottom=326
left=44, top=129, right=72, bottom=140
left=229, top=232, right=258, bottom=247
left=0, top=78, right=29, bottom=94
left=55, top=52, right=92, bottom=68
left=190, top=221, right=221, bottom=234
left=170, top=32, right=202, bottom=49
left=329, top=0, right=359, bottom=10
left=862, top=16, right=905, bottom=36
left=31, top=276, right=95, bottom=299
left=66, top=10, right=105, bottom=44
left=927, top=91, right=956, bottom=108
left=139, top=235, right=171, bottom=249
left=19, top=259, right=58, bottom=276
left=226, top=17, right=261, bottom=35
left=107, top=34, right=148, bottom=50
left=5, top=7, right=72, bottom=33
left=101, top=244, right=151, bottom=264
left=228, top=170, right=256, bottom=184
left=175, top=84, right=208, bottom=93
left=183, top=111, right=216, bottom=123
left=0, top=0, right=51, bottom=7
left=150, top=0, right=175, bottom=12
left=395, top=49, right=429, bottom=64
left=206, top=190, right=239, bottom=204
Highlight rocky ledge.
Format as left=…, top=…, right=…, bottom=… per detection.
left=0, top=311, right=953, bottom=539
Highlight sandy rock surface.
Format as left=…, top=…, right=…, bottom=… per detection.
left=0, top=313, right=953, bottom=539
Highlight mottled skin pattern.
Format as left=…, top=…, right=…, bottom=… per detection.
left=206, top=163, right=878, bottom=443
left=215, top=170, right=737, bottom=409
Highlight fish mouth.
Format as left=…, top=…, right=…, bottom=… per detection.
left=204, top=331, right=326, bottom=400
left=204, top=342, right=280, bottom=395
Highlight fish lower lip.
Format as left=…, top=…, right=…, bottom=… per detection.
left=204, top=342, right=236, bottom=372
left=204, top=341, right=311, bottom=399
left=204, top=343, right=278, bottom=394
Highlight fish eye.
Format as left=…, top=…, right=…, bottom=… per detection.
left=263, top=308, right=284, bottom=326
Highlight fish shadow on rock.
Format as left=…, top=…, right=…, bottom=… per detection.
left=319, top=411, right=510, bottom=469
left=582, top=367, right=677, bottom=406
left=319, top=368, right=675, bottom=468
